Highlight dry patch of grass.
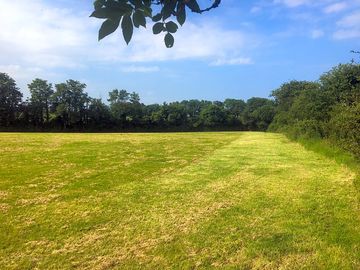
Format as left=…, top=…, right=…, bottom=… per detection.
left=0, top=132, right=359, bottom=269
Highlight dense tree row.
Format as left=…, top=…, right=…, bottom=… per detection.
left=1, top=62, right=359, bottom=157
left=269, top=63, right=360, bottom=158
left=0, top=73, right=275, bottom=131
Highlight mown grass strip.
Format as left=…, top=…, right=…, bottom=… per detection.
left=0, top=132, right=359, bottom=269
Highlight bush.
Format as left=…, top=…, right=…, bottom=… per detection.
left=286, top=119, right=324, bottom=139
left=328, top=103, right=360, bottom=158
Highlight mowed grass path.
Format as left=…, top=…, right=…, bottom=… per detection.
left=0, top=132, right=359, bottom=269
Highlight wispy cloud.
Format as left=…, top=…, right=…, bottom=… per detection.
left=334, top=10, right=360, bottom=39
left=210, top=57, right=253, bottom=66
left=0, top=0, right=93, bottom=69
left=323, top=2, right=348, bottom=14
left=333, top=29, right=360, bottom=39
left=311, top=29, right=325, bottom=39
left=273, top=0, right=310, bottom=8
left=250, top=6, right=262, bottom=13
left=337, top=10, right=360, bottom=27
left=108, top=21, right=258, bottom=63
left=120, top=66, right=160, bottom=73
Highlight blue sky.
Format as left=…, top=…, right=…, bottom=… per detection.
left=0, top=0, right=359, bottom=104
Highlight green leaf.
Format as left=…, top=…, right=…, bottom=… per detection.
left=142, top=6, right=152, bottom=17
left=121, top=15, right=133, bottom=44
left=164, top=33, right=174, bottom=48
left=185, top=0, right=201, bottom=13
left=152, top=13, right=162, bottom=22
left=98, top=19, right=120, bottom=41
left=90, top=7, right=124, bottom=20
left=152, top=22, right=164, bottom=35
left=133, top=10, right=146, bottom=28
left=176, top=3, right=186, bottom=26
left=165, top=21, right=178, bottom=33
left=90, top=8, right=109, bottom=19
left=105, top=1, right=132, bottom=11
left=143, top=0, right=151, bottom=6
left=129, top=0, right=142, bottom=9
left=162, top=0, right=177, bottom=20
left=93, top=0, right=105, bottom=10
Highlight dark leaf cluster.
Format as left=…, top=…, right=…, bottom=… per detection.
left=90, top=0, right=221, bottom=47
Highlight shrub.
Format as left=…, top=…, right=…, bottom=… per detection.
left=328, top=103, right=360, bottom=158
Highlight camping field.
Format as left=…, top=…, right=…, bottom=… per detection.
left=0, top=132, right=359, bottom=269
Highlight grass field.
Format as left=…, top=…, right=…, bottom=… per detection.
left=0, top=132, right=359, bottom=269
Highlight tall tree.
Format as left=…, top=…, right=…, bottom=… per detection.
left=320, top=63, right=360, bottom=105
left=88, top=98, right=112, bottom=128
left=128, top=92, right=143, bottom=125
left=271, top=81, right=318, bottom=112
left=108, top=89, right=130, bottom=124
left=167, top=102, right=187, bottom=126
left=224, top=99, right=246, bottom=126
left=28, top=78, right=54, bottom=124
left=129, top=92, right=140, bottom=103
left=199, top=103, right=226, bottom=127
left=108, top=89, right=130, bottom=104
left=0, top=73, right=22, bottom=127
left=52, top=80, right=89, bottom=129
left=243, top=98, right=275, bottom=131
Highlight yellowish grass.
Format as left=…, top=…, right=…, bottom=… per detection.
left=0, top=132, right=359, bottom=269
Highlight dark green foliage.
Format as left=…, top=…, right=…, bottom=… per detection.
left=328, top=103, right=360, bottom=157
left=0, top=73, right=22, bottom=127
left=99, top=18, right=121, bottom=41
left=320, top=64, right=360, bottom=105
left=164, top=32, right=174, bottom=48
left=87, top=98, right=112, bottom=128
left=243, top=98, right=275, bottom=131
left=270, top=63, right=360, bottom=158
left=121, top=15, right=133, bottom=44
left=52, top=80, right=89, bottom=129
left=28, top=78, right=53, bottom=125
left=153, top=22, right=165, bottom=34
left=199, top=104, right=226, bottom=127
left=91, top=0, right=221, bottom=47
left=0, top=73, right=273, bottom=131
left=271, top=81, right=320, bottom=112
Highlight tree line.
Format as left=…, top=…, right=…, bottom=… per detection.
left=0, top=62, right=359, bottom=157
left=0, top=74, right=275, bottom=132
left=269, top=63, right=360, bottom=158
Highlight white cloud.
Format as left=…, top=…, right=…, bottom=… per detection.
left=0, top=64, right=61, bottom=96
left=334, top=10, right=360, bottom=39
left=0, top=65, right=39, bottom=80
left=311, top=29, right=325, bottom=38
left=323, top=2, right=348, bottom=13
left=337, top=10, right=360, bottom=27
left=333, top=29, right=360, bottom=39
left=0, top=0, right=256, bottom=81
left=274, top=0, right=310, bottom=8
left=0, top=0, right=93, bottom=68
left=210, top=57, right=253, bottom=66
left=118, top=22, right=257, bottom=63
left=120, top=65, right=160, bottom=73
left=251, top=6, right=262, bottom=13
left=273, top=0, right=355, bottom=10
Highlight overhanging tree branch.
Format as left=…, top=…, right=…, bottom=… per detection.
left=91, top=0, right=221, bottom=47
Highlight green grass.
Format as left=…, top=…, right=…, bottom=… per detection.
left=294, top=137, right=360, bottom=194
left=0, top=132, right=359, bottom=269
